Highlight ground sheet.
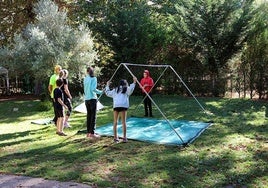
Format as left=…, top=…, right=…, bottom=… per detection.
left=96, top=117, right=211, bottom=145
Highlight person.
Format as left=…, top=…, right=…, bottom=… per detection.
left=59, top=69, right=72, bottom=128
left=105, top=77, right=137, bottom=143
left=83, top=67, right=103, bottom=138
left=48, top=65, right=62, bottom=124
left=54, top=78, right=68, bottom=136
left=140, top=70, right=154, bottom=117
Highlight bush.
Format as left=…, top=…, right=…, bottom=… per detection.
left=36, top=100, right=52, bottom=111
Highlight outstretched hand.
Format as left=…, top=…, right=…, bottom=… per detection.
left=133, top=77, right=137, bottom=83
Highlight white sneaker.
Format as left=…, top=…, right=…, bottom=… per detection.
left=64, top=122, right=72, bottom=128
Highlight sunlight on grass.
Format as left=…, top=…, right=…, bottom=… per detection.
left=0, top=96, right=267, bottom=187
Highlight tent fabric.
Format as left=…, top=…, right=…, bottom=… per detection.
left=73, top=101, right=104, bottom=113
left=96, top=117, right=211, bottom=146
left=31, top=119, right=52, bottom=125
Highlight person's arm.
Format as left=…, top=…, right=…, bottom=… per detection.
left=92, top=77, right=103, bottom=94
left=148, top=77, right=154, bottom=87
left=64, top=83, right=72, bottom=99
left=104, top=81, right=114, bottom=98
left=127, top=77, right=137, bottom=95
left=48, top=84, right=52, bottom=95
left=57, top=97, right=68, bottom=109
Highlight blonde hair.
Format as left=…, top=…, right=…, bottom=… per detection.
left=54, top=65, right=62, bottom=73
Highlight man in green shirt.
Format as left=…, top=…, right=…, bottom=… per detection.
left=48, top=65, right=62, bottom=124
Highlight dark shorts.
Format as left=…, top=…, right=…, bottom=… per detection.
left=55, top=108, right=64, bottom=118
left=113, top=107, right=128, bottom=112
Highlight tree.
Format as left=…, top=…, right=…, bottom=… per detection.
left=0, top=0, right=98, bottom=95
left=241, top=1, right=268, bottom=99
left=170, top=0, right=256, bottom=96
left=0, top=0, right=36, bottom=47
left=73, top=0, right=168, bottom=76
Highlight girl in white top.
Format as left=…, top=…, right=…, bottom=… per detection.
left=105, top=77, right=137, bottom=143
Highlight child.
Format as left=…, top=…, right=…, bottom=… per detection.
left=140, top=70, right=154, bottom=117
left=105, top=77, right=137, bottom=143
left=54, top=78, right=68, bottom=136
left=48, top=65, right=62, bottom=124
left=84, top=67, right=103, bottom=138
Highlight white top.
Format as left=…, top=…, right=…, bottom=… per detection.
left=105, top=83, right=136, bottom=108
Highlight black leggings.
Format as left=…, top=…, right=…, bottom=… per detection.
left=143, top=93, right=152, bottom=116
left=64, top=98, right=72, bottom=116
left=85, top=99, right=97, bottom=134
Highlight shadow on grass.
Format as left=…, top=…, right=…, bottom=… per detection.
left=0, top=96, right=267, bottom=187
left=0, top=100, right=48, bottom=124
left=0, top=126, right=50, bottom=147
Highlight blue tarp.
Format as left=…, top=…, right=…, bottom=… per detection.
left=96, top=117, right=211, bottom=145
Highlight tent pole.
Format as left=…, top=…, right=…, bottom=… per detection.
left=169, top=66, right=207, bottom=113
left=132, top=66, right=169, bottom=116
left=122, top=63, right=185, bottom=144
left=97, top=63, right=123, bottom=101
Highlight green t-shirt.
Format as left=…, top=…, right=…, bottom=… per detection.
left=49, top=74, right=58, bottom=98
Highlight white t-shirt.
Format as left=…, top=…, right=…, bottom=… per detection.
left=105, top=83, right=135, bottom=108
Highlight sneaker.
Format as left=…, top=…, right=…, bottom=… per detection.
left=87, top=133, right=101, bottom=138
left=50, top=120, right=56, bottom=125
left=123, top=138, right=128, bottom=143
left=114, top=138, right=120, bottom=143
left=64, top=122, right=72, bottom=128
left=56, top=132, right=67, bottom=136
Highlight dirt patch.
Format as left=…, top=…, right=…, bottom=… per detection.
left=0, top=174, right=91, bottom=188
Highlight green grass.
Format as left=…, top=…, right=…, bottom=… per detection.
left=0, top=95, right=267, bottom=188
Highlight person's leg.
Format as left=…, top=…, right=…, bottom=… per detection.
left=56, top=117, right=61, bottom=133
left=59, top=116, right=64, bottom=133
left=148, top=94, right=153, bottom=117
left=113, top=110, right=119, bottom=141
left=64, top=98, right=72, bottom=127
left=85, top=100, right=91, bottom=135
left=55, top=109, right=61, bottom=132
left=143, top=95, right=148, bottom=116
left=89, top=99, right=97, bottom=134
left=121, top=110, right=127, bottom=141
left=56, top=108, right=67, bottom=136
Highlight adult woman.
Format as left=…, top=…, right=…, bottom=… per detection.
left=60, top=69, right=72, bottom=128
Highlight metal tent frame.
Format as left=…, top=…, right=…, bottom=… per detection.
left=100, top=63, right=208, bottom=145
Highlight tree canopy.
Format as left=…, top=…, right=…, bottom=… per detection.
left=0, top=0, right=267, bottom=98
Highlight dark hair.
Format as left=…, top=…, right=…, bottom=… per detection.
left=87, top=67, right=94, bottom=77
left=117, top=79, right=128, bottom=94
left=56, top=78, right=63, bottom=87
left=59, top=70, right=64, bottom=78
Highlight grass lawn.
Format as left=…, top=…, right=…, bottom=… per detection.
left=0, top=95, right=267, bottom=188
